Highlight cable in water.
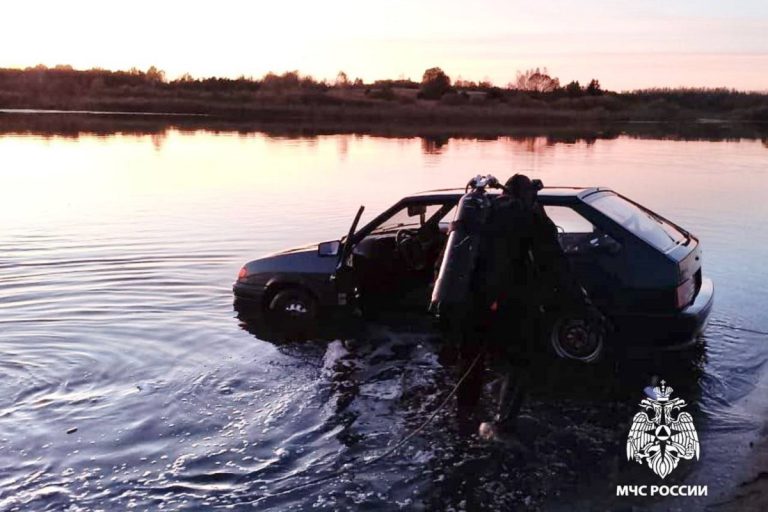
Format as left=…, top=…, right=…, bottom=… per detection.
left=262, top=349, right=485, bottom=498
left=709, top=319, right=768, bottom=337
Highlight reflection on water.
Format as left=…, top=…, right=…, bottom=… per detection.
left=1, top=116, right=768, bottom=510
left=2, top=111, right=768, bottom=144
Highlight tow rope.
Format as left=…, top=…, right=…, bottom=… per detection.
left=362, top=348, right=485, bottom=466
left=710, top=319, right=768, bottom=337
left=262, top=349, right=485, bottom=499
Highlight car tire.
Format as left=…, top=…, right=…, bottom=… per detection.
left=549, top=315, right=604, bottom=364
left=268, top=288, right=318, bottom=327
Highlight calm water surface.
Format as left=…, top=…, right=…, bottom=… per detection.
left=1, top=126, right=768, bottom=510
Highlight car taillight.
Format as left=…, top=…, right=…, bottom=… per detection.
left=237, top=266, right=248, bottom=280
left=675, top=278, right=696, bottom=309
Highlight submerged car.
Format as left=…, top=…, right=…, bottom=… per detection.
left=234, top=184, right=713, bottom=360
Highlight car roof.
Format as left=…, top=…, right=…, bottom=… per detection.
left=408, top=186, right=608, bottom=201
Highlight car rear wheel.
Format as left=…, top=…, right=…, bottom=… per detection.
left=549, top=316, right=604, bottom=364
left=268, top=288, right=318, bottom=326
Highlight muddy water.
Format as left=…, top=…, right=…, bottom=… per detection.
left=1, top=120, right=768, bottom=510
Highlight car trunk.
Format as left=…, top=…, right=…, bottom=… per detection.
left=581, top=191, right=704, bottom=314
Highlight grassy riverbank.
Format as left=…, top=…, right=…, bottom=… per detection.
left=2, top=66, right=767, bottom=128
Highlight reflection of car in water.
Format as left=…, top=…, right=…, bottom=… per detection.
left=233, top=185, right=714, bottom=360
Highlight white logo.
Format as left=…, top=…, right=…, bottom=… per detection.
left=626, top=380, right=700, bottom=479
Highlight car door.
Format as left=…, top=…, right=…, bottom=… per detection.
left=543, top=204, right=623, bottom=308
left=344, top=198, right=455, bottom=312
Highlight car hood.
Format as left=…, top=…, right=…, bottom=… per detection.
left=264, top=243, right=321, bottom=258
left=244, top=242, right=338, bottom=275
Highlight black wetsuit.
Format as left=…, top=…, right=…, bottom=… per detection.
left=453, top=192, right=594, bottom=426
left=477, top=195, right=589, bottom=425
left=454, top=195, right=537, bottom=415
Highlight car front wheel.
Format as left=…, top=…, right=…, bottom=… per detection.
left=268, top=288, right=318, bottom=326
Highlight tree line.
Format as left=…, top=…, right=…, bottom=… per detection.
left=0, top=63, right=748, bottom=98
left=0, top=64, right=765, bottom=122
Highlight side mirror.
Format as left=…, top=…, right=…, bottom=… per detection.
left=318, top=240, right=341, bottom=257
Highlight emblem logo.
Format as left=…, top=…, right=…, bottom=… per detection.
left=626, top=380, right=700, bottom=479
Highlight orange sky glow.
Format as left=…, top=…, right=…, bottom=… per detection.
left=3, top=0, right=767, bottom=91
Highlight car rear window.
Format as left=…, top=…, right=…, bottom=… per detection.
left=588, top=193, right=687, bottom=252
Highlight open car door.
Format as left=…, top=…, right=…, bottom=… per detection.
left=329, top=206, right=365, bottom=307
left=337, top=205, right=365, bottom=272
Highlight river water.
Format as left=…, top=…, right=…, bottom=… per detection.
left=1, top=119, right=768, bottom=510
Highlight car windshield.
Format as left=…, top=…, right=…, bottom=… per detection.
left=588, top=193, right=688, bottom=252
left=370, top=203, right=448, bottom=234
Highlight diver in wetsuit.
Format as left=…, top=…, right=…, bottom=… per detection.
left=480, top=174, right=600, bottom=433
left=436, top=174, right=602, bottom=433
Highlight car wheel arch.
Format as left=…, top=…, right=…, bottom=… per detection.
left=263, top=280, right=318, bottom=312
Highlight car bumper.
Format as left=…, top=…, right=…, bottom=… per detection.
left=615, top=277, right=714, bottom=350
left=233, top=281, right=266, bottom=302
left=675, top=277, right=714, bottom=336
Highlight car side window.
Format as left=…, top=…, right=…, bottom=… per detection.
left=544, top=205, right=594, bottom=234
left=544, top=205, right=619, bottom=255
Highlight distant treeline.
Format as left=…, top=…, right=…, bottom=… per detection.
left=1, top=64, right=767, bottom=125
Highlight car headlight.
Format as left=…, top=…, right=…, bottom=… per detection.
left=237, top=266, right=249, bottom=281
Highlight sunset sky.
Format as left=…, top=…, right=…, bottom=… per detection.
left=3, top=0, right=767, bottom=91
